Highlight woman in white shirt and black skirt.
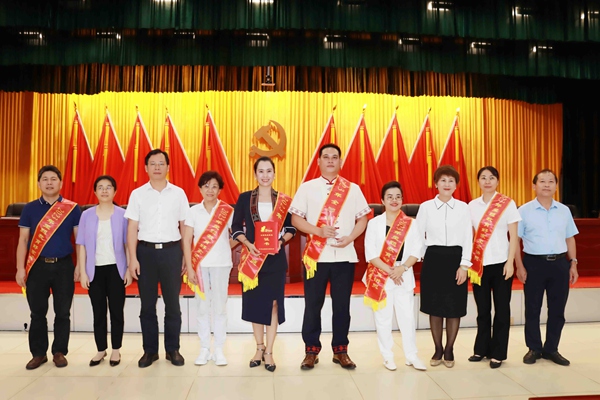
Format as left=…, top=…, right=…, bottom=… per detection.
left=416, top=165, right=473, bottom=368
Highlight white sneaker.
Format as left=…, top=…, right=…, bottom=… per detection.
left=383, top=359, right=397, bottom=371
left=212, top=348, right=228, bottom=366
left=194, top=348, right=211, bottom=366
left=406, top=357, right=427, bottom=371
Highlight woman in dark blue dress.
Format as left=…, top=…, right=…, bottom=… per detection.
left=232, top=156, right=296, bottom=372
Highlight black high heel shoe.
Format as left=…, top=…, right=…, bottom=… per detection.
left=89, top=351, right=107, bottom=367
left=249, top=344, right=265, bottom=368
left=264, top=352, right=276, bottom=372
left=468, top=354, right=484, bottom=362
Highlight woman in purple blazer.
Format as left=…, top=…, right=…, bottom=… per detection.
left=76, top=175, right=131, bottom=367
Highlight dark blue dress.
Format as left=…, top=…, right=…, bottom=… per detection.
left=232, top=189, right=296, bottom=325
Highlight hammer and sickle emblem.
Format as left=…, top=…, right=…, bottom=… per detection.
left=249, top=120, right=287, bottom=159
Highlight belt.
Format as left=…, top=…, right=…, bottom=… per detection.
left=525, top=252, right=567, bottom=262
left=40, top=255, right=71, bottom=264
left=139, top=240, right=180, bottom=250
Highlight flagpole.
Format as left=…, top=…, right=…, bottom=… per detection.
left=331, top=105, right=337, bottom=144
left=72, top=103, right=78, bottom=183
left=455, top=107, right=460, bottom=163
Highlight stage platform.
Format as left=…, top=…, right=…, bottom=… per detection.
left=1, top=278, right=599, bottom=333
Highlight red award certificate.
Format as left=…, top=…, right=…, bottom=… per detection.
left=254, top=221, right=280, bottom=254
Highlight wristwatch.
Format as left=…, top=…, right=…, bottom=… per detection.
left=570, top=258, right=578, bottom=264
left=401, top=264, right=409, bottom=271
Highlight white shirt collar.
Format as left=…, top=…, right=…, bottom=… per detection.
left=433, top=195, right=456, bottom=209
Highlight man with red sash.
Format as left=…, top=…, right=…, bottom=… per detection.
left=290, top=144, right=370, bottom=370
left=16, top=165, right=81, bottom=370
left=183, top=171, right=234, bottom=367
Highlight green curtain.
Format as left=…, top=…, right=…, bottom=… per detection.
left=1, top=0, right=598, bottom=42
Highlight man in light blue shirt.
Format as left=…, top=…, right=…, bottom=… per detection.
left=515, top=169, right=579, bottom=366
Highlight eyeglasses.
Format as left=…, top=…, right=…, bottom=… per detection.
left=97, top=185, right=114, bottom=191
left=385, top=195, right=403, bottom=201
left=149, top=162, right=166, bottom=168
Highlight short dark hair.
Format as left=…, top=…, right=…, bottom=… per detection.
left=198, top=171, right=224, bottom=189
left=477, top=166, right=500, bottom=181
left=319, top=143, right=341, bottom=158
left=381, top=181, right=403, bottom=200
left=253, top=156, right=275, bottom=173
left=94, top=175, right=117, bottom=191
left=37, top=165, right=62, bottom=181
left=144, top=149, right=170, bottom=166
left=533, top=169, right=558, bottom=184
left=434, top=165, right=460, bottom=184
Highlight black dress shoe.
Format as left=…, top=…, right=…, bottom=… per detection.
left=542, top=351, right=570, bottom=366
left=138, top=352, right=159, bottom=368
left=89, top=351, right=107, bottom=367
left=110, top=358, right=121, bottom=367
left=166, top=350, right=185, bottom=366
left=468, top=354, right=484, bottom=362
left=489, top=360, right=502, bottom=369
left=26, top=355, right=48, bottom=370
left=523, top=350, right=542, bottom=364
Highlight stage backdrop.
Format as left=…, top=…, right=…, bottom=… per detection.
left=0, top=91, right=562, bottom=214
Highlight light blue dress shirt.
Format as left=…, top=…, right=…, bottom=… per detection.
left=517, top=198, right=578, bottom=255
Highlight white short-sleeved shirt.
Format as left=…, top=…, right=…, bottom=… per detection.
left=469, top=193, right=521, bottom=266
left=184, top=200, right=233, bottom=268
left=362, top=213, right=423, bottom=291
left=290, top=176, right=371, bottom=263
left=124, top=181, right=189, bottom=243
left=416, top=196, right=473, bottom=266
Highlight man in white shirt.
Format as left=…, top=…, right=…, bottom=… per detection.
left=125, top=149, right=190, bottom=368
left=290, top=144, right=370, bottom=370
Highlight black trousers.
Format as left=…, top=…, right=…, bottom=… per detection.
left=523, top=254, right=570, bottom=353
left=89, top=264, right=125, bottom=351
left=26, top=257, right=75, bottom=357
left=302, top=261, right=355, bottom=354
left=137, top=244, right=183, bottom=354
left=472, top=261, right=513, bottom=360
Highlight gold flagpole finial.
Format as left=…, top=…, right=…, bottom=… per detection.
left=456, top=107, right=460, bottom=115
left=165, top=107, right=169, bottom=115
left=332, top=105, right=337, bottom=113
left=362, top=104, right=367, bottom=113
left=73, top=102, right=77, bottom=111
left=395, top=105, right=399, bottom=112
left=135, top=104, right=139, bottom=112
left=427, top=107, right=432, bottom=114
left=206, top=104, right=209, bottom=110
left=105, top=105, right=108, bottom=113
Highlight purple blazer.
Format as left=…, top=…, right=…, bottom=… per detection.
left=75, top=206, right=128, bottom=281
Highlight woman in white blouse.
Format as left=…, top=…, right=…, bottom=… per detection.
left=468, top=166, right=520, bottom=368
left=416, top=165, right=473, bottom=368
left=364, top=181, right=427, bottom=372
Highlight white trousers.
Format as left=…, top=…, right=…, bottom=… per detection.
left=373, top=275, right=418, bottom=361
left=196, top=266, right=231, bottom=349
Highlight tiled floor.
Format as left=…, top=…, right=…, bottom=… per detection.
left=1, top=323, right=600, bottom=399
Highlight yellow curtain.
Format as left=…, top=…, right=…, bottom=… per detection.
left=0, top=91, right=562, bottom=214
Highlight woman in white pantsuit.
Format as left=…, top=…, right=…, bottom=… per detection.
left=363, top=181, right=426, bottom=371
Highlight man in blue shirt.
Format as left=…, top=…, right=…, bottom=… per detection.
left=15, top=166, right=81, bottom=370
left=515, top=169, right=578, bottom=366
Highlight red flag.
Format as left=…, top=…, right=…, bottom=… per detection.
left=160, top=114, right=196, bottom=199
left=376, top=112, right=422, bottom=204
left=85, top=110, right=125, bottom=204
left=116, top=112, right=153, bottom=205
left=408, top=113, right=438, bottom=203
left=438, top=113, right=472, bottom=202
left=301, top=110, right=338, bottom=183
left=340, top=113, right=384, bottom=204
left=192, top=110, right=240, bottom=204
left=62, top=109, right=94, bottom=204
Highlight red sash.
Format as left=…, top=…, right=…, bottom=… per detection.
left=23, top=199, right=77, bottom=295
left=363, top=212, right=412, bottom=311
left=238, top=193, right=292, bottom=292
left=183, top=201, right=233, bottom=299
left=469, top=193, right=512, bottom=285
left=302, top=176, right=351, bottom=279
